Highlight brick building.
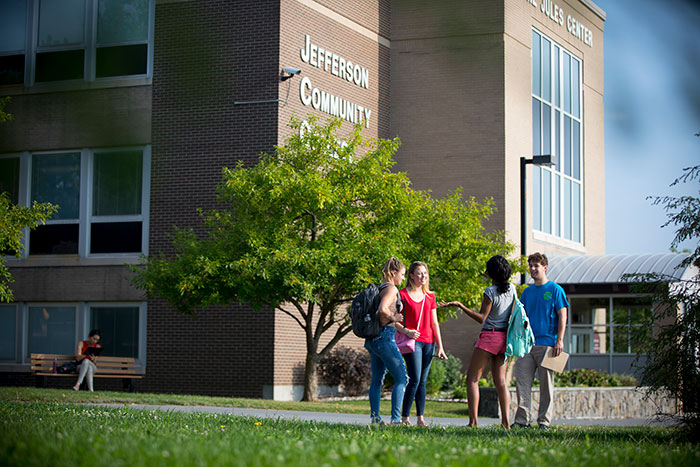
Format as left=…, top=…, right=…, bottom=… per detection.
left=0, top=0, right=606, bottom=399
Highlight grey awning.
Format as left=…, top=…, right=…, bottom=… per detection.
left=545, top=253, right=695, bottom=285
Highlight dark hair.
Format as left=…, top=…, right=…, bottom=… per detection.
left=528, top=252, right=548, bottom=267
left=88, top=329, right=101, bottom=338
left=486, top=255, right=512, bottom=294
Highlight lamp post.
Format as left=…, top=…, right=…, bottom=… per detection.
left=520, top=154, right=554, bottom=283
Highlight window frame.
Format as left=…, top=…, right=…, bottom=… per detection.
left=25, top=303, right=79, bottom=356
left=4, top=145, right=150, bottom=259
left=566, top=295, right=653, bottom=357
left=532, top=28, right=584, bottom=244
left=0, top=301, right=146, bottom=369
left=88, top=302, right=147, bottom=360
left=1, top=0, right=154, bottom=88
left=0, top=304, right=20, bottom=362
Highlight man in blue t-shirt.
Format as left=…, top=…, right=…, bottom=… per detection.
left=513, top=252, right=568, bottom=429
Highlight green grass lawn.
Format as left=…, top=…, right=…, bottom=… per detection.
left=1, top=387, right=698, bottom=466
left=0, top=386, right=467, bottom=418
left=1, top=399, right=697, bottom=467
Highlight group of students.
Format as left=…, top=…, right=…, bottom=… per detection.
left=367, top=252, right=568, bottom=429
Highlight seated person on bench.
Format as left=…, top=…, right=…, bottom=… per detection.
left=72, top=329, right=103, bottom=392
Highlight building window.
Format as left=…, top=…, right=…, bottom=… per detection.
left=3, top=146, right=150, bottom=257
left=0, top=0, right=27, bottom=85
left=567, top=297, right=608, bottom=354
left=612, top=297, right=652, bottom=354
left=28, top=305, right=76, bottom=355
left=91, top=149, right=144, bottom=254
left=96, top=0, right=150, bottom=78
left=566, top=296, right=652, bottom=356
left=30, top=152, right=81, bottom=254
left=0, top=302, right=146, bottom=364
left=532, top=29, right=583, bottom=243
left=0, top=0, right=153, bottom=87
left=0, top=305, right=17, bottom=360
left=90, top=305, right=140, bottom=358
left=0, top=156, right=21, bottom=204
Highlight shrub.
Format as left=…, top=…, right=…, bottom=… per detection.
left=554, top=368, right=638, bottom=387
left=318, top=346, right=371, bottom=396
left=425, top=358, right=446, bottom=395
left=439, top=352, right=464, bottom=391
left=451, top=374, right=467, bottom=399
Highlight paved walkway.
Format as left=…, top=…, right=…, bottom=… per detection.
left=96, top=403, right=678, bottom=428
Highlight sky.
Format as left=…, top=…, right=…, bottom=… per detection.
left=594, top=0, right=700, bottom=254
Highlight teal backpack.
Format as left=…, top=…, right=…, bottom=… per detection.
left=505, top=298, right=535, bottom=361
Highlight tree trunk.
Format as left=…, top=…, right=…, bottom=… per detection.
left=302, top=352, right=318, bottom=401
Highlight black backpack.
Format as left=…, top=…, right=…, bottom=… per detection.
left=350, top=283, right=390, bottom=339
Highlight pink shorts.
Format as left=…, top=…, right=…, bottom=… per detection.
left=475, top=329, right=507, bottom=355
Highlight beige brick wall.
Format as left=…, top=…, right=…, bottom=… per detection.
left=506, top=0, right=605, bottom=256
left=390, top=0, right=507, bottom=233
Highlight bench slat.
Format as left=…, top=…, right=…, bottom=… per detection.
left=34, top=372, right=142, bottom=379
left=30, top=353, right=141, bottom=379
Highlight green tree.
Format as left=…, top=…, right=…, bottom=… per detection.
left=0, top=97, right=13, bottom=123
left=1, top=96, right=59, bottom=302
left=0, top=193, right=58, bottom=302
left=131, top=117, right=517, bottom=401
left=626, top=163, right=700, bottom=432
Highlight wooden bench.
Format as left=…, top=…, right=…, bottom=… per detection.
left=30, top=353, right=142, bottom=392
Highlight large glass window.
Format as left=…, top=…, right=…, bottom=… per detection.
left=567, top=296, right=653, bottom=355
left=30, top=152, right=81, bottom=255
left=0, top=156, right=20, bottom=204
left=0, top=0, right=153, bottom=86
left=96, top=0, right=149, bottom=78
left=567, top=297, right=609, bottom=354
left=36, top=0, right=86, bottom=82
left=0, top=0, right=27, bottom=85
left=0, top=305, right=17, bottom=360
left=612, top=297, right=652, bottom=354
left=9, top=146, right=149, bottom=257
left=28, top=306, right=76, bottom=355
left=532, top=30, right=583, bottom=243
left=90, top=306, right=139, bottom=358
left=2, top=302, right=147, bottom=364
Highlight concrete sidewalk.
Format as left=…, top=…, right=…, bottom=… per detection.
left=95, top=403, right=678, bottom=428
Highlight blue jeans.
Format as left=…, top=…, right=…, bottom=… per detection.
left=364, top=326, right=408, bottom=423
left=402, top=341, right=435, bottom=417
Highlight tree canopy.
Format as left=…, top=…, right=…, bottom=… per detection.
left=0, top=193, right=58, bottom=302
left=132, top=117, right=518, bottom=400
left=1, top=97, right=58, bottom=302
left=626, top=162, right=700, bottom=434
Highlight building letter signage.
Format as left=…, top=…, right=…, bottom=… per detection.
left=297, top=35, right=372, bottom=128
left=526, top=0, right=594, bottom=47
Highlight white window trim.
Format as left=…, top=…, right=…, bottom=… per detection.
left=532, top=28, right=584, bottom=245
left=6, top=146, right=151, bottom=260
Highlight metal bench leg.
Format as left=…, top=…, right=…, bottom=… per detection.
left=35, top=375, right=48, bottom=388
left=123, top=378, right=134, bottom=392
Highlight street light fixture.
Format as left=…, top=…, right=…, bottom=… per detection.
left=520, top=154, right=554, bottom=283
